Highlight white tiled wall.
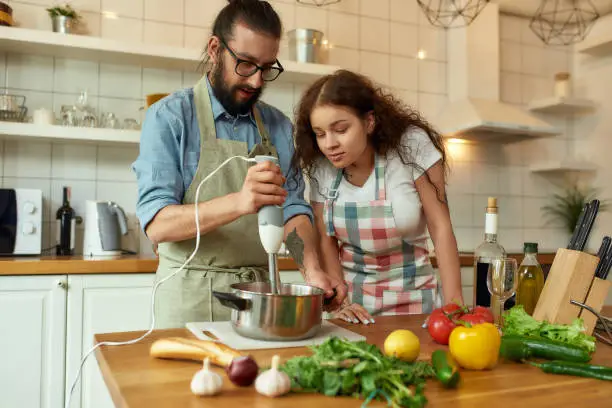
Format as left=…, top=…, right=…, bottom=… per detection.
left=0, top=1, right=577, bottom=256
left=445, top=13, right=575, bottom=254
left=572, top=13, right=612, bottom=302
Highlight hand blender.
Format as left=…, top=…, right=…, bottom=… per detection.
left=254, top=155, right=284, bottom=294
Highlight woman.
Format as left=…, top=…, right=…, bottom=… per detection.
left=290, top=70, right=463, bottom=324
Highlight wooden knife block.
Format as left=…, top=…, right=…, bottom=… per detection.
left=532, top=248, right=604, bottom=330
left=580, top=277, right=612, bottom=335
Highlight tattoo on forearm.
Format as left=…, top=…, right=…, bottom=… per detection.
left=285, top=228, right=305, bottom=268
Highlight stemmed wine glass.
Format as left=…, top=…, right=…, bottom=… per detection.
left=487, top=257, right=518, bottom=327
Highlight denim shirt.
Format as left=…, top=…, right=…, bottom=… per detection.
left=132, top=77, right=312, bottom=232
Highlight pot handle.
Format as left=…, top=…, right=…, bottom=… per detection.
left=323, top=288, right=337, bottom=306
left=212, top=291, right=250, bottom=311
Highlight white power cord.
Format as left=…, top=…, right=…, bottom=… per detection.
left=65, top=155, right=256, bottom=408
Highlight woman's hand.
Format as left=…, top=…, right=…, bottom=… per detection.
left=333, top=303, right=375, bottom=325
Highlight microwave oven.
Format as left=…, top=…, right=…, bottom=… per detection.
left=0, top=188, right=43, bottom=255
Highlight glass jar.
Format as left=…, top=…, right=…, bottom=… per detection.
left=554, top=72, right=571, bottom=99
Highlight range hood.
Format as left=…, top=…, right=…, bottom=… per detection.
left=435, top=3, right=560, bottom=142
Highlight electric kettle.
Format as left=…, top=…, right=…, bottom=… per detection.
left=83, top=200, right=129, bottom=257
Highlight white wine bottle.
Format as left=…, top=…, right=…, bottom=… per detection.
left=473, top=197, right=506, bottom=310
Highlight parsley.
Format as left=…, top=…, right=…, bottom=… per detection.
left=279, top=337, right=435, bottom=407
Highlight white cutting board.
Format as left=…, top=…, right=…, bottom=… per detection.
left=185, top=320, right=365, bottom=350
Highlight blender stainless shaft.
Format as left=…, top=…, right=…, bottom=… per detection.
left=268, top=253, right=281, bottom=294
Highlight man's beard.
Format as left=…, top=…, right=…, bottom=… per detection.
left=210, top=59, right=262, bottom=116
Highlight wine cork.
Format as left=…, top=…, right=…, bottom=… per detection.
left=487, top=197, right=498, bottom=213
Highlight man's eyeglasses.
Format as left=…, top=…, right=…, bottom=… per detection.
left=219, top=38, right=284, bottom=82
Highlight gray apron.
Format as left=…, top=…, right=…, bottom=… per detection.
left=154, top=76, right=279, bottom=328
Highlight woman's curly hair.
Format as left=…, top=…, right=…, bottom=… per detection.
left=289, top=69, right=448, bottom=202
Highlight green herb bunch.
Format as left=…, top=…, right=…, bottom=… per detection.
left=46, top=4, right=79, bottom=19
left=542, top=184, right=608, bottom=234
left=280, top=337, right=435, bottom=408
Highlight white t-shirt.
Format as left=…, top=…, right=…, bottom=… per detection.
left=309, top=129, right=442, bottom=241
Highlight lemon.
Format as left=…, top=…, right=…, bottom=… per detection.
left=383, top=329, right=420, bottom=362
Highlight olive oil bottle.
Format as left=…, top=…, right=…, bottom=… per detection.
left=516, top=242, right=545, bottom=315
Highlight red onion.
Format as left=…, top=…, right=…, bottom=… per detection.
left=226, top=356, right=259, bottom=387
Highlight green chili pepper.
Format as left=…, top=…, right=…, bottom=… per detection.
left=431, top=350, right=460, bottom=388
left=529, top=360, right=612, bottom=381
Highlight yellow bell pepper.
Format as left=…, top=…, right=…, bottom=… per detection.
left=448, top=323, right=501, bottom=370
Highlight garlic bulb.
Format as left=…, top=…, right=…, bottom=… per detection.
left=255, top=355, right=291, bottom=397
left=191, top=357, right=223, bottom=396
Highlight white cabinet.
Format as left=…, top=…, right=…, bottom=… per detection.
left=0, top=273, right=155, bottom=408
left=0, top=275, right=68, bottom=408
left=65, top=274, right=156, bottom=408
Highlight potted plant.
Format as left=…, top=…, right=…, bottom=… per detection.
left=46, top=4, right=79, bottom=34
left=542, top=184, right=608, bottom=234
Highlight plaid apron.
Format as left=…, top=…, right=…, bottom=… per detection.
left=323, top=154, right=439, bottom=316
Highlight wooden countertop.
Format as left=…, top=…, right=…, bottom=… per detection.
left=0, top=255, right=160, bottom=275
left=94, top=307, right=612, bottom=408
left=0, top=255, right=298, bottom=276
left=0, top=253, right=558, bottom=276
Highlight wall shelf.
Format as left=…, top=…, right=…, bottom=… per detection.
left=576, top=34, right=612, bottom=57
left=530, top=160, right=597, bottom=175
left=0, top=122, right=140, bottom=145
left=527, top=97, right=597, bottom=115
left=0, top=26, right=340, bottom=84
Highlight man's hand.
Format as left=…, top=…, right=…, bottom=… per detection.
left=305, top=269, right=348, bottom=312
left=238, top=161, right=287, bottom=215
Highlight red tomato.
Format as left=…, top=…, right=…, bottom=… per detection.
left=431, top=303, right=463, bottom=319
left=472, top=306, right=494, bottom=323
left=427, top=313, right=457, bottom=345
left=460, top=312, right=489, bottom=326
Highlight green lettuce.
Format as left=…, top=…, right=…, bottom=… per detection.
left=502, top=305, right=596, bottom=353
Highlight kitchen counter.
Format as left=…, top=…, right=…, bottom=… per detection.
left=0, top=255, right=159, bottom=275
left=0, top=253, right=558, bottom=276
left=0, top=255, right=298, bottom=275
left=94, top=307, right=612, bottom=408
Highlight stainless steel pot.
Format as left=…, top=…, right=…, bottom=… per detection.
left=213, top=282, right=334, bottom=341
left=287, top=28, right=328, bottom=64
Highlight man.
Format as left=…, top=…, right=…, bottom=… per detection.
left=132, top=0, right=346, bottom=328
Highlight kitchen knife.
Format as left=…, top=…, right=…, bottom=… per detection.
left=594, top=236, right=611, bottom=279
left=575, top=200, right=596, bottom=251
left=599, top=243, right=612, bottom=281
left=602, top=261, right=612, bottom=280
left=567, top=203, right=589, bottom=250
left=576, top=199, right=600, bottom=252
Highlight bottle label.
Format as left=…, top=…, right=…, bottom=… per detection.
left=485, top=213, right=497, bottom=235
left=70, top=218, right=76, bottom=251
left=56, top=217, right=76, bottom=253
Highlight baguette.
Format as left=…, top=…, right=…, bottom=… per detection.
left=150, top=337, right=243, bottom=367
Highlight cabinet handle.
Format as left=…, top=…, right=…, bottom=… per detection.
left=57, top=280, right=67, bottom=290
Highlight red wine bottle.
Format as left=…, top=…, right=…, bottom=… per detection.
left=56, top=186, right=75, bottom=256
